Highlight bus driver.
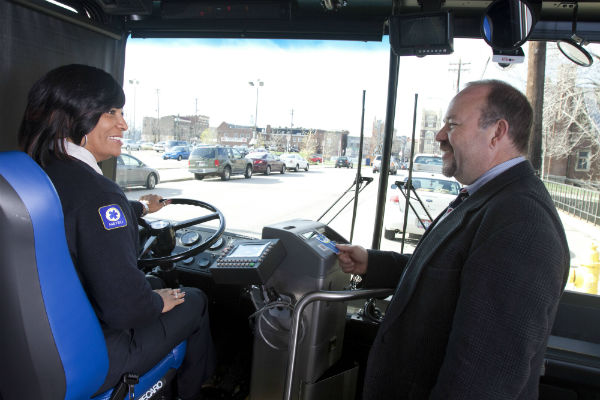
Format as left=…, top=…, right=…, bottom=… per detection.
left=18, top=64, right=215, bottom=400
left=338, top=80, right=570, bottom=400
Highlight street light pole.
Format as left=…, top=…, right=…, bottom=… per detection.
left=248, top=79, right=264, bottom=144
left=128, top=79, right=139, bottom=138
left=156, top=89, right=161, bottom=142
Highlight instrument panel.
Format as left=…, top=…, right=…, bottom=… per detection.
left=171, top=226, right=257, bottom=276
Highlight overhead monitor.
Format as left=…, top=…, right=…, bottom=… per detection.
left=389, top=12, right=454, bottom=57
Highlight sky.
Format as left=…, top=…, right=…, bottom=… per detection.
left=122, top=37, right=595, bottom=138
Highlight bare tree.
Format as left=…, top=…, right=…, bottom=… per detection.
left=543, top=59, right=600, bottom=177
left=303, top=130, right=318, bottom=154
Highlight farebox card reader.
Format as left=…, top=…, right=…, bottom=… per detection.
left=209, top=239, right=285, bottom=285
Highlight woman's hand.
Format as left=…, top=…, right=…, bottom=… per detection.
left=155, top=288, right=185, bottom=313
left=336, top=244, right=368, bottom=275
left=139, top=194, right=170, bottom=214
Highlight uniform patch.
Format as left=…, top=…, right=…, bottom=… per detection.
left=98, top=204, right=128, bottom=230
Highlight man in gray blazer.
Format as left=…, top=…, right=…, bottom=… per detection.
left=338, top=80, right=570, bottom=399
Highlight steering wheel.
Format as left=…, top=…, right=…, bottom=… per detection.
left=137, top=198, right=226, bottom=268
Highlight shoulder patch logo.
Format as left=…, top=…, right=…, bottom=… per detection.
left=98, top=204, right=128, bottom=230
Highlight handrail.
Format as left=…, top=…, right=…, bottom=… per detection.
left=283, top=288, right=394, bottom=400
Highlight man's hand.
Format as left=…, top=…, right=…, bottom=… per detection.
left=155, top=288, right=185, bottom=313
left=337, top=244, right=368, bottom=275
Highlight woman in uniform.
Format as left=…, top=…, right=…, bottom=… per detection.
left=18, top=64, right=215, bottom=400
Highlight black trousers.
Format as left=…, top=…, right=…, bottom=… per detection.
left=96, top=287, right=216, bottom=399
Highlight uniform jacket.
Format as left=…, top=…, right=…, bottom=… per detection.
left=361, top=161, right=570, bottom=399
left=44, top=157, right=163, bottom=332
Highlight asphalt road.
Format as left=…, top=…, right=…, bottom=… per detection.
left=123, top=149, right=412, bottom=252
left=123, top=149, right=599, bottom=263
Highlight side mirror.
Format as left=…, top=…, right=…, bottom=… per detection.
left=481, top=0, right=535, bottom=51
left=557, top=38, right=593, bottom=67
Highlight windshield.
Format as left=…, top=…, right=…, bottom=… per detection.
left=190, top=147, right=215, bottom=158
left=414, top=156, right=442, bottom=165
left=246, top=152, right=266, bottom=159
left=411, top=178, right=460, bottom=195
left=121, top=37, right=600, bottom=258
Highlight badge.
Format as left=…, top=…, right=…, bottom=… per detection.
left=98, top=204, right=128, bottom=230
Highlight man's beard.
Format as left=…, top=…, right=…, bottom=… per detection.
left=442, top=158, right=456, bottom=178
left=440, top=143, right=456, bottom=178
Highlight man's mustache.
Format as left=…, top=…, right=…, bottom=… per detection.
left=439, top=142, right=453, bottom=152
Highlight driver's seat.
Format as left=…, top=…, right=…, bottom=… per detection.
left=0, top=151, right=186, bottom=399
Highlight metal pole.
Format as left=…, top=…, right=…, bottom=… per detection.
left=156, top=89, right=161, bottom=142
left=372, top=49, right=400, bottom=250
left=128, top=79, right=138, bottom=138
left=283, top=288, right=394, bottom=400
left=255, top=85, right=259, bottom=134
left=350, top=90, right=366, bottom=242
left=401, top=94, right=419, bottom=253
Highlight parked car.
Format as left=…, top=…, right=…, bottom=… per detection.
left=384, top=172, right=461, bottom=240
left=233, top=145, right=249, bottom=157
left=163, top=145, right=191, bottom=161
left=140, top=141, right=154, bottom=150
left=188, top=145, right=253, bottom=181
left=309, top=154, right=323, bottom=163
left=246, top=152, right=286, bottom=175
left=153, top=141, right=166, bottom=152
left=280, top=153, right=309, bottom=171
left=413, top=153, right=443, bottom=173
left=120, top=139, right=140, bottom=151
left=335, top=156, right=353, bottom=168
left=372, top=155, right=398, bottom=174
left=164, top=140, right=189, bottom=152
left=116, top=153, right=160, bottom=189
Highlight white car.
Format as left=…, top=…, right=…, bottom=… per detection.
left=280, top=153, right=309, bottom=171
left=153, top=141, right=166, bottom=152
left=120, top=139, right=140, bottom=151
left=372, top=155, right=398, bottom=174
left=384, top=172, right=461, bottom=240
left=413, top=153, right=443, bottom=173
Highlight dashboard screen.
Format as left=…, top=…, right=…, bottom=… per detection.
left=229, top=242, right=269, bottom=258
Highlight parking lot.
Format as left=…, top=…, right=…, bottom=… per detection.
left=123, top=149, right=598, bottom=261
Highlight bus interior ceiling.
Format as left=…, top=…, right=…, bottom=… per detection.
left=2, top=0, right=600, bottom=400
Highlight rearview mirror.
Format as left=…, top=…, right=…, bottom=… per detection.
left=481, top=0, right=535, bottom=51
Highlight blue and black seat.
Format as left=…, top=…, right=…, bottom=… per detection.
left=0, top=151, right=185, bottom=400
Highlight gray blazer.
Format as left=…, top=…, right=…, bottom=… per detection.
left=361, top=161, right=570, bottom=400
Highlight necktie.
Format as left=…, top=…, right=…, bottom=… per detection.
left=446, top=188, right=469, bottom=214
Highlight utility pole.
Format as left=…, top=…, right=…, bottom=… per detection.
left=449, top=58, right=471, bottom=94
left=195, top=98, right=198, bottom=141
left=128, top=79, right=139, bottom=138
left=156, top=89, right=161, bottom=142
left=526, top=41, right=547, bottom=176
left=290, top=108, right=294, bottom=128
left=248, top=79, right=264, bottom=144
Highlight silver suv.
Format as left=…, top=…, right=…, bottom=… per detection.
left=188, top=145, right=253, bottom=181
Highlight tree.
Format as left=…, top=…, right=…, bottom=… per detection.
left=303, top=130, right=321, bottom=154
left=542, top=50, right=600, bottom=179
left=199, top=128, right=218, bottom=144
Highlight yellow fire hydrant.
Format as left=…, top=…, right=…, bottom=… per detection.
left=568, top=243, right=600, bottom=295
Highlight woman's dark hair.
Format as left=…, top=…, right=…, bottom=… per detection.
left=18, top=64, right=125, bottom=166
